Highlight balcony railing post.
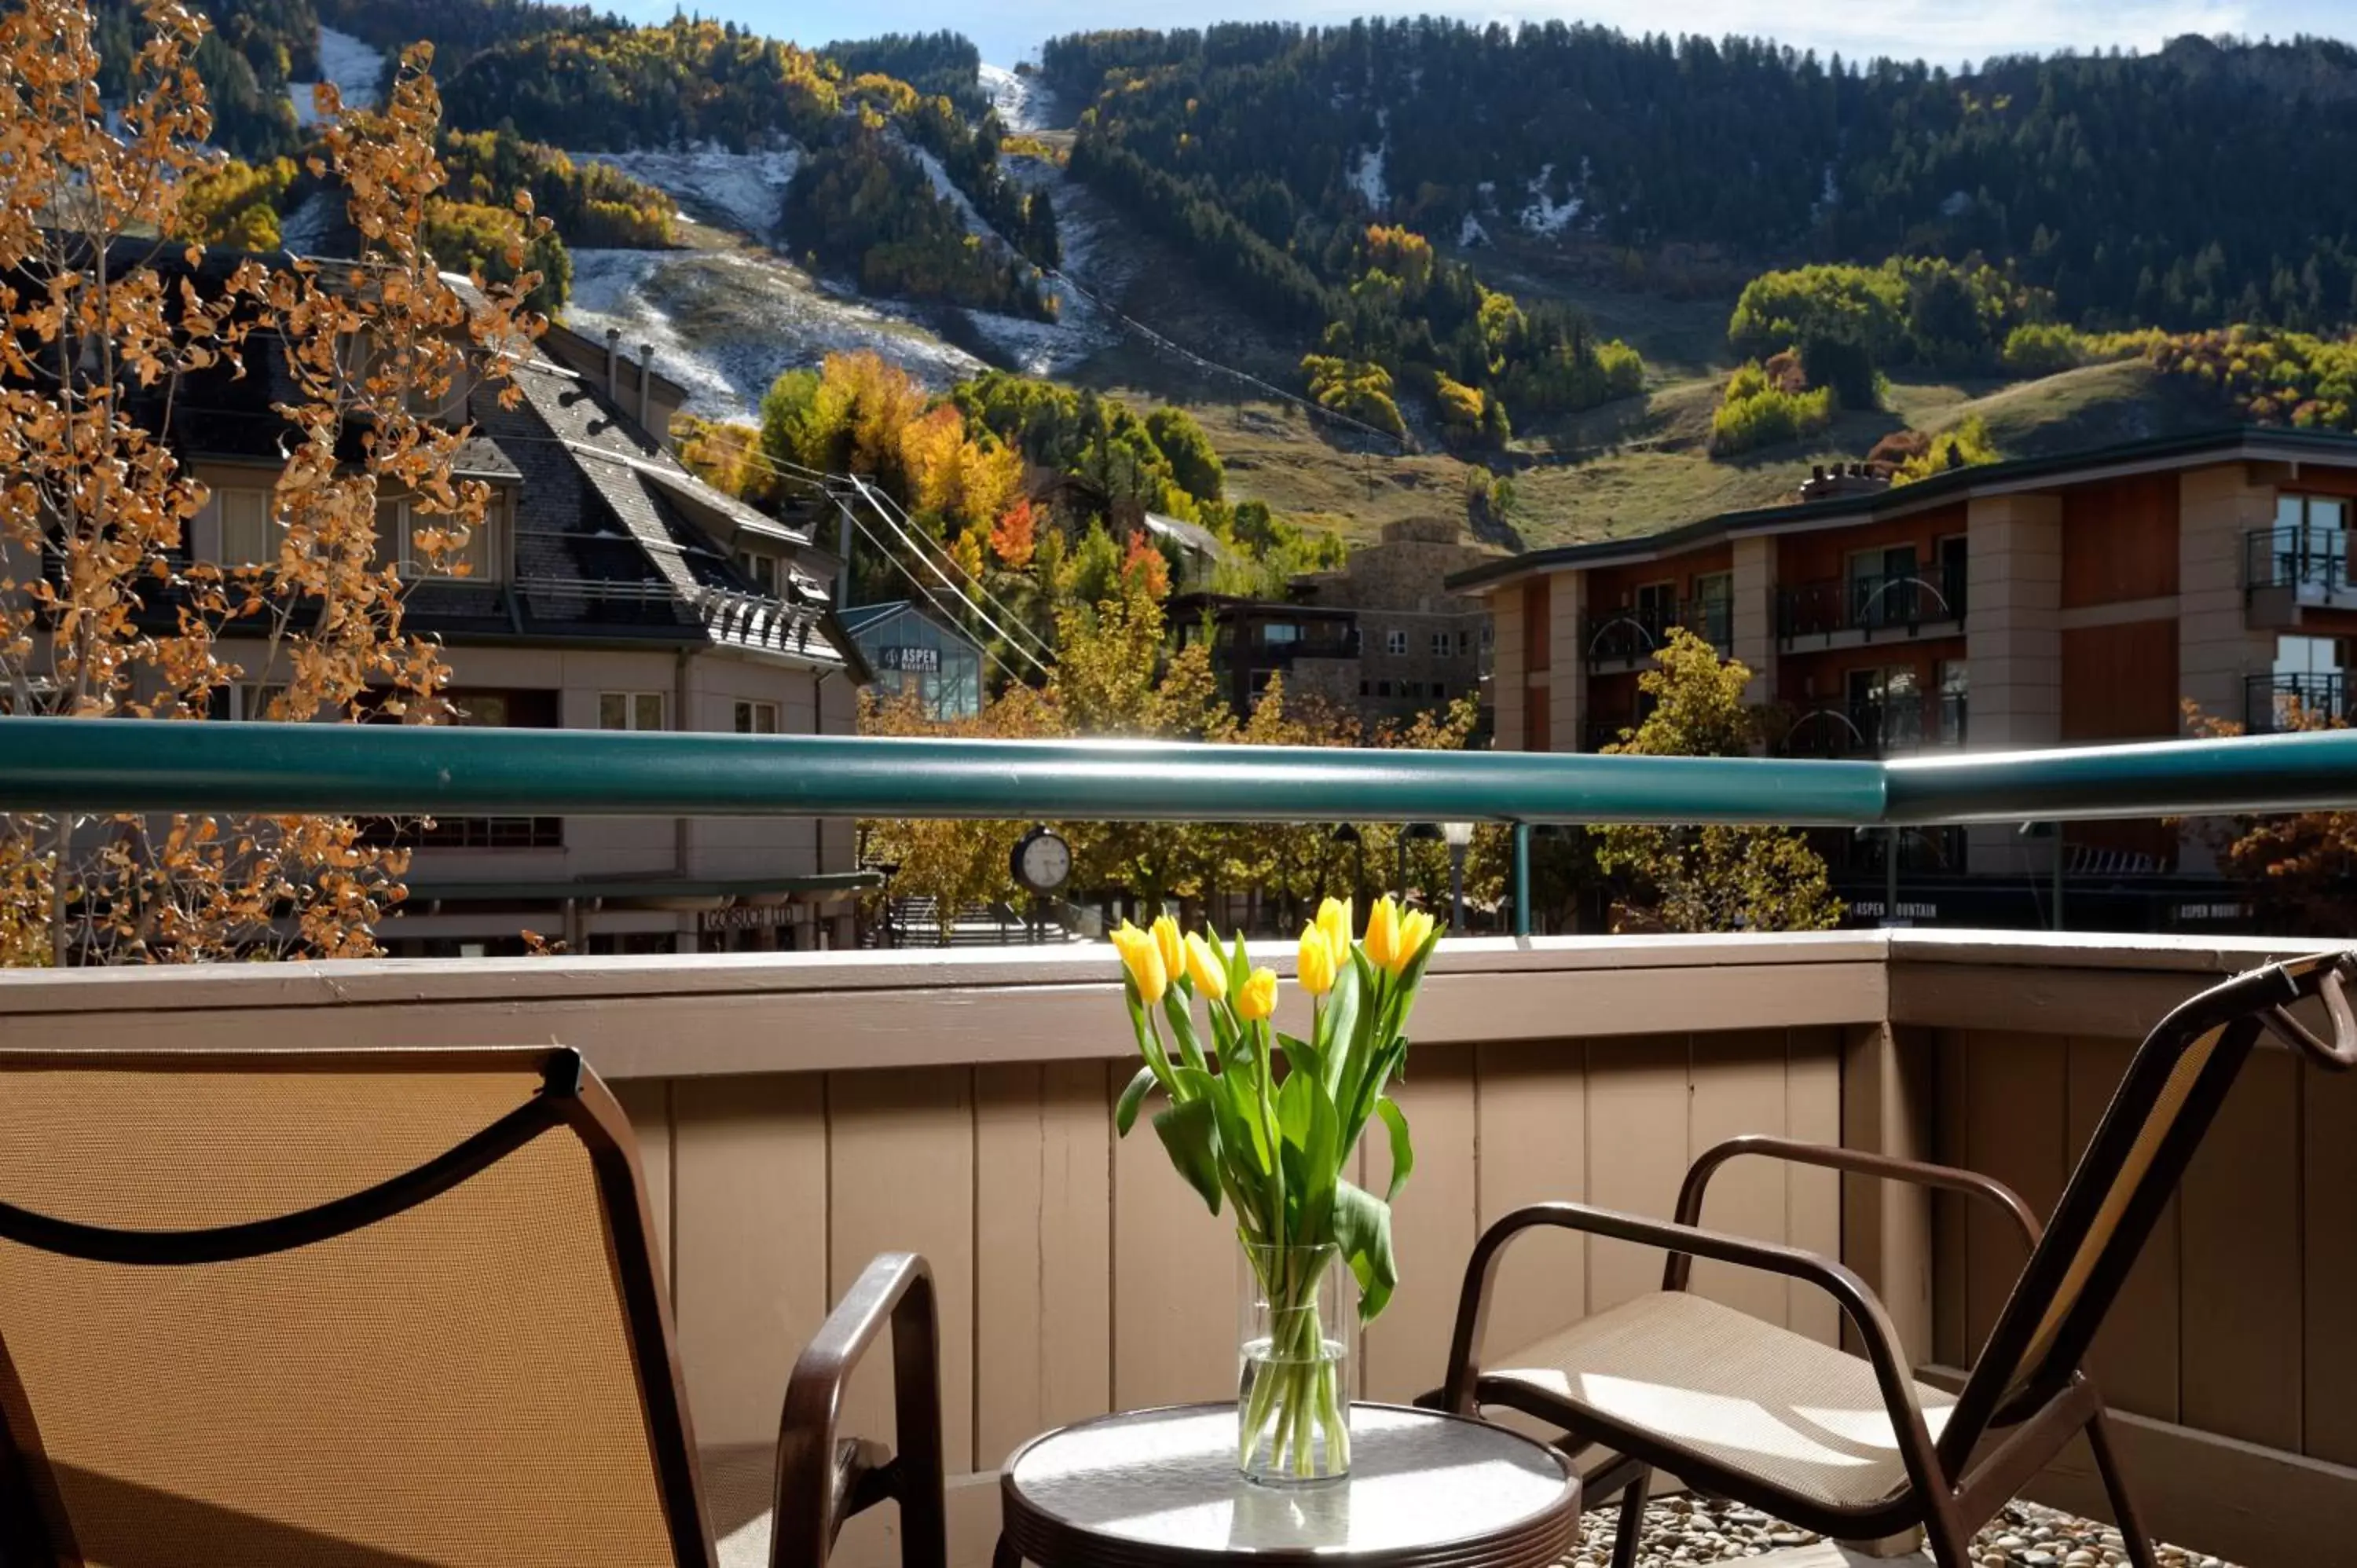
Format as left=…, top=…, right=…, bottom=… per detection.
left=1511, top=822, right=1530, bottom=940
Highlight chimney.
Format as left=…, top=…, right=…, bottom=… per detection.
left=639, top=343, right=654, bottom=430
left=603, top=328, right=620, bottom=397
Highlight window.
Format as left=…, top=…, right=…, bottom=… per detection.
left=736, top=550, right=780, bottom=595
left=209, top=683, right=291, bottom=721
left=599, top=691, right=667, bottom=731
left=375, top=492, right=507, bottom=581
left=1385, top=629, right=1408, bottom=657
left=1937, top=536, right=1969, bottom=617
left=1376, top=680, right=1392, bottom=698
left=734, top=699, right=779, bottom=735
left=2270, top=494, right=2352, bottom=589
left=1262, top=622, right=1301, bottom=647
left=211, top=488, right=273, bottom=566
left=1633, top=580, right=1676, bottom=632
left=1937, top=660, right=1969, bottom=746
left=1847, top=665, right=1922, bottom=751
left=1692, top=570, right=1733, bottom=645
left=1457, top=629, right=1472, bottom=655
left=1431, top=631, right=1451, bottom=657
left=1846, top=545, right=1919, bottom=628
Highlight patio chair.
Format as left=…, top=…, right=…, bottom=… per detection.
left=1439, top=950, right=2357, bottom=1568
left=0, top=1045, right=944, bottom=1568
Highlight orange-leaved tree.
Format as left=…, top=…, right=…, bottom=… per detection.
left=0, top=0, right=543, bottom=962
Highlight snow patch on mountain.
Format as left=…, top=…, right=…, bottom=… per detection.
left=1458, top=212, right=1490, bottom=247
left=1348, top=109, right=1391, bottom=212
left=288, top=26, right=382, bottom=126
left=564, top=246, right=983, bottom=419
left=980, top=64, right=1055, bottom=133
left=1519, top=163, right=1582, bottom=236
left=569, top=145, right=801, bottom=242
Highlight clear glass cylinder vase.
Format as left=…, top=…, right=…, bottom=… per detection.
left=1237, top=1240, right=1353, bottom=1485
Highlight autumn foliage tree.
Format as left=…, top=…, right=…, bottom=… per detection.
left=0, top=0, right=541, bottom=963
left=2183, top=700, right=2357, bottom=932
left=1593, top=628, right=1843, bottom=933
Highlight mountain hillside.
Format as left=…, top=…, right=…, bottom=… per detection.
left=168, top=0, right=2356, bottom=559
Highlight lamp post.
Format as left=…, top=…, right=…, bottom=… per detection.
left=1330, top=822, right=1364, bottom=914
left=1399, top=821, right=1442, bottom=900
left=1442, top=821, right=1474, bottom=930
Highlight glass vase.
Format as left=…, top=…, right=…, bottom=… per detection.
left=1237, top=1240, right=1352, bottom=1485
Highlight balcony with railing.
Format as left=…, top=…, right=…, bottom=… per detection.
left=1777, top=560, right=1968, bottom=647
left=2245, top=523, right=2357, bottom=628
left=1782, top=691, right=1968, bottom=758
left=5, top=720, right=2357, bottom=1568
left=1581, top=597, right=1734, bottom=668
left=2245, top=670, right=2351, bottom=733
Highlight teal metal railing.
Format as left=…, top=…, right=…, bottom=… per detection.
left=7, top=717, right=2357, bottom=936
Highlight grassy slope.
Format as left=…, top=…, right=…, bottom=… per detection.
left=1034, top=132, right=2235, bottom=556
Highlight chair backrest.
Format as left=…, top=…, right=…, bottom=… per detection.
left=0, top=1046, right=714, bottom=1568
left=1941, top=951, right=2355, bottom=1467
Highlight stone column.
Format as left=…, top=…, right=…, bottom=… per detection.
left=1964, top=494, right=2062, bottom=874
left=1548, top=570, right=1585, bottom=753
left=1732, top=536, right=1777, bottom=706
left=2179, top=464, right=2277, bottom=874
left=2179, top=464, right=2272, bottom=731
left=1490, top=588, right=1525, bottom=750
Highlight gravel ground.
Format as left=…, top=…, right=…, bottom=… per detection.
left=1564, top=1496, right=2236, bottom=1567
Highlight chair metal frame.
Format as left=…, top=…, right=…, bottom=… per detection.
left=1439, top=952, right=2357, bottom=1568
left=0, top=1046, right=945, bottom=1568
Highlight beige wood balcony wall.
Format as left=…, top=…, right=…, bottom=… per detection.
left=3, top=931, right=2350, bottom=1567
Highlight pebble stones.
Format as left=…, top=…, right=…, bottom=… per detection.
left=1555, top=1497, right=2236, bottom=1568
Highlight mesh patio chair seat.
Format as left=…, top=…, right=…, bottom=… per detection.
left=1440, top=951, right=2357, bottom=1568
left=0, top=1046, right=944, bottom=1568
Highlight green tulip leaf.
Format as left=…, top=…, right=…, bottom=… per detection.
left=1153, top=1097, right=1224, bottom=1216
left=1332, top=1179, right=1398, bottom=1324
left=1115, top=1065, right=1158, bottom=1137
left=1373, top=1095, right=1413, bottom=1203
left=1163, top=990, right=1209, bottom=1073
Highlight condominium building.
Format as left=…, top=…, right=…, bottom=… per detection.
left=14, top=248, right=872, bottom=958
left=1446, top=427, right=2357, bottom=929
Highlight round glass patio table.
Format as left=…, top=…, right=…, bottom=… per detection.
left=994, top=1402, right=1581, bottom=1568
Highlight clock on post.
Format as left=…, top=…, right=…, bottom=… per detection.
left=1010, top=826, right=1072, bottom=896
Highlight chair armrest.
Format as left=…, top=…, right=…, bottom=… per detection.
left=1666, top=1135, right=2040, bottom=1292
left=1439, top=1202, right=1953, bottom=1505
left=2260, top=956, right=2357, bottom=1069
left=772, top=1251, right=948, bottom=1568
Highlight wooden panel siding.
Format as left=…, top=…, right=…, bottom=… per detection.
left=1776, top=504, right=1967, bottom=588
left=9, top=934, right=2355, bottom=1568
left=2062, top=474, right=2181, bottom=606
left=2060, top=621, right=2180, bottom=742
left=1586, top=543, right=1735, bottom=611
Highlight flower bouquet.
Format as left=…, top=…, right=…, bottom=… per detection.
left=1110, top=896, right=1439, bottom=1483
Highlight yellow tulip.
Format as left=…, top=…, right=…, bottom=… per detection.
left=1391, top=908, right=1437, bottom=975
left=1314, top=895, right=1353, bottom=962
left=1236, top=966, right=1279, bottom=1021
left=1364, top=896, right=1402, bottom=972
left=1296, top=923, right=1337, bottom=995
left=1113, top=921, right=1168, bottom=1004
left=1183, top=930, right=1228, bottom=1000
left=1150, top=914, right=1185, bottom=987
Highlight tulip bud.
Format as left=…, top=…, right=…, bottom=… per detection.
left=1150, top=913, right=1184, bottom=987
left=1315, top=895, right=1353, bottom=962
left=1365, top=896, right=1401, bottom=971
left=1296, top=923, right=1336, bottom=995
left=1113, top=921, right=1167, bottom=1005
left=1391, top=908, right=1436, bottom=975
left=1183, top=930, right=1228, bottom=1000
left=1236, top=966, right=1279, bottom=1021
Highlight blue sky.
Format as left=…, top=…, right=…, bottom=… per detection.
left=625, top=2, right=2354, bottom=71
